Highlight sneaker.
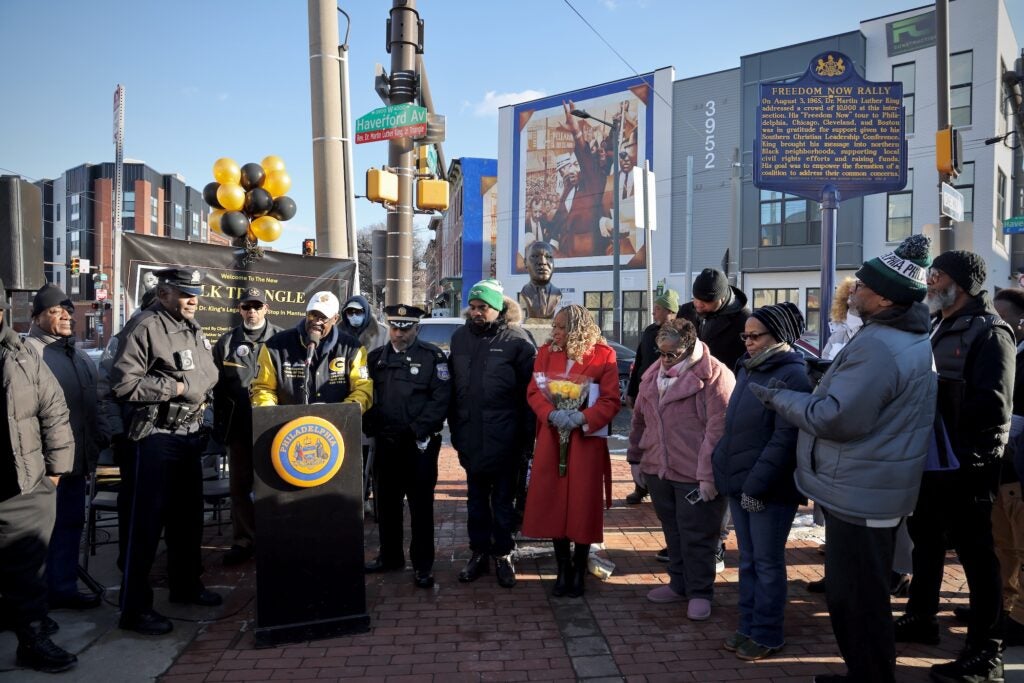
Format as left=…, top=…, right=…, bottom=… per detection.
left=15, top=631, right=77, bottom=673
left=625, top=485, right=649, bottom=505
left=929, top=645, right=1003, bottom=683
left=687, top=597, right=712, bottom=621
left=715, top=545, right=725, bottom=573
left=655, top=546, right=669, bottom=563
left=723, top=631, right=749, bottom=652
left=119, top=609, right=173, bottom=636
left=734, top=638, right=783, bottom=660
left=647, top=585, right=685, bottom=603
left=893, top=613, right=940, bottom=645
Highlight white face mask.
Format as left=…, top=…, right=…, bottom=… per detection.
left=346, top=313, right=365, bottom=327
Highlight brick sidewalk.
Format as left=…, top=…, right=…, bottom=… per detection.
left=163, top=446, right=977, bottom=682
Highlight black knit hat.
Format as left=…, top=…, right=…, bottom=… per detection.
left=931, top=250, right=987, bottom=297
left=32, top=284, right=71, bottom=317
left=752, top=302, right=805, bottom=345
left=691, top=268, right=729, bottom=302
left=855, top=234, right=932, bottom=305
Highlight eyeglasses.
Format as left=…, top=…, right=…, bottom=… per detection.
left=240, top=303, right=264, bottom=311
left=739, top=332, right=769, bottom=341
left=658, top=349, right=684, bottom=360
left=852, top=280, right=868, bottom=292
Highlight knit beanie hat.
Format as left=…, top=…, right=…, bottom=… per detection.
left=691, top=268, right=730, bottom=302
left=855, top=234, right=932, bottom=305
left=468, top=279, right=505, bottom=312
left=931, top=250, right=987, bottom=297
left=654, top=288, right=680, bottom=312
left=752, top=302, right=805, bottom=345
left=32, top=284, right=71, bottom=317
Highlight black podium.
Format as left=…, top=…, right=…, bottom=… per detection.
left=251, top=402, right=369, bottom=646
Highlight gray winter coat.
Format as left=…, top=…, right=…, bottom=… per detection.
left=0, top=323, right=74, bottom=493
left=25, top=325, right=109, bottom=476
left=758, top=303, right=936, bottom=520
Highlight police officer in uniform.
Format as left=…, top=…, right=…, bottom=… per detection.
left=363, top=305, right=451, bottom=588
left=109, top=268, right=221, bottom=636
left=213, top=287, right=281, bottom=566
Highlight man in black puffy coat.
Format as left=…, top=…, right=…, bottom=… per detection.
left=678, top=268, right=751, bottom=374
left=448, top=279, right=536, bottom=588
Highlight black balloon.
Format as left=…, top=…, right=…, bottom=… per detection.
left=220, top=211, right=250, bottom=238
left=244, top=188, right=274, bottom=218
left=269, top=196, right=297, bottom=221
left=240, top=163, right=266, bottom=190
left=203, top=182, right=222, bottom=209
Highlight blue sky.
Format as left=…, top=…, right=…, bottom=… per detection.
left=2, top=0, right=1021, bottom=254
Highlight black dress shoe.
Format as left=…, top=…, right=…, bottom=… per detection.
left=413, top=571, right=435, bottom=589
left=169, top=589, right=223, bottom=607
left=119, top=609, right=173, bottom=636
left=222, top=544, right=254, bottom=566
left=50, top=591, right=102, bottom=610
left=364, top=557, right=404, bottom=573
left=15, top=627, right=77, bottom=673
left=458, top=552, right=490, bottom=583
left=495, top=555, right=516, bottom=588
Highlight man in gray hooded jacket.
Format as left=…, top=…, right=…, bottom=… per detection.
left=749, top=234, right=937, bottom=683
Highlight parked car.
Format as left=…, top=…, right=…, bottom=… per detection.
left=604, top=341, right=636, bottom=404
left=415, top=317, right=464, bottom=354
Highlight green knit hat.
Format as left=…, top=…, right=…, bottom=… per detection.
left=855, top=234, right=932, bottom=305
left=468, top=278, right=505, bottom=311
left=654, top=288, right=680, bottom=312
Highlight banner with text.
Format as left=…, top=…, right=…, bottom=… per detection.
left=122, top=233, right=356, bottom=341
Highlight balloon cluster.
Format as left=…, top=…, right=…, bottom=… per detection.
left=203, top=156, right=296, bottom=244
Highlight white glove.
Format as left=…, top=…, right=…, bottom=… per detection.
left=416, top=438, right=429, bottom=452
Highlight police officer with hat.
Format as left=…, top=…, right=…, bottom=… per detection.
left=212, top=287, right=281, bottom=566
left=363, top=304, right=451, bottom=588
left=109, top=267, right=221, bottom=636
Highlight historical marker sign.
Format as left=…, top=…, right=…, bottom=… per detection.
left=754, top=52, right=907, bottom=201
left=355, top=103, right=428, bottom=144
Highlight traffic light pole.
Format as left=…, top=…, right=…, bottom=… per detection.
left=936, top=0, right=953, bottom=252
left=384, top=0, right=419, bottom=306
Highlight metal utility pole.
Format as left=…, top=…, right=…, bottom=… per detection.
left=384, top=0, right=419, bottom=306
left=936, top=0, right=953, bottom=252
left=338, top=7, right=359, bottom=289
left=308, top=0, right=350, bottom=259
left=111, top=84, right=124, bottom=334
left=684, top=156, right=694, bottom=302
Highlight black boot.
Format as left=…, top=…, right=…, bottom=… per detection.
left=15, top=622, right=77, bottom=673
left=458, top=552, right=490, bottom=583
left=552, top=538, right=571, bottom=597
left=568, top=543, right=590, bottom=598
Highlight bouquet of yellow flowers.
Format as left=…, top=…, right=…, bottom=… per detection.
left=534, top=373, right=593, bottom=476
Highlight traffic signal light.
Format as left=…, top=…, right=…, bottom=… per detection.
left=302, top=239, right=316, bottom=257
left=70, top=257, right=80, bottom=275
left=936, top=126, right=963, bottom=177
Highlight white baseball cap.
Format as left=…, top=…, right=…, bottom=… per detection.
left=306, top=291, right=340, bottom=319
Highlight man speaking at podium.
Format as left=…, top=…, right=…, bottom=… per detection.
left=250, top=291, right=372, bottom=412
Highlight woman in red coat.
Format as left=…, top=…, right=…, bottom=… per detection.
left=522, top=305, right=620, bottom=597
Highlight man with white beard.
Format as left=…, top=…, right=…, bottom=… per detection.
left=212, top=288, right=281, bottom=566
left=895, top=250, right=1016, bottom=683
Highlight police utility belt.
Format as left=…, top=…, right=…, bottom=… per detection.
left=127, top=401, right=207, bottom=441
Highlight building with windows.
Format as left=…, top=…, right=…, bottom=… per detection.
left=494, top=0, right=1020, bottom=348
left=430, top=157, right=497, bottom=315
left=37, top=160, right=225, bottom=344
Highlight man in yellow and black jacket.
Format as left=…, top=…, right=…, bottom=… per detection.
left=250, top=291, right=372, bottom=411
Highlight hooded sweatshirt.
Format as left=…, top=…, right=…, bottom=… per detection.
left=339, top=295, right=388, bottom=352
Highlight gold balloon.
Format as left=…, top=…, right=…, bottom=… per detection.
left=246, top=228, right=257, bottom=243
left=212, top=157, right=241, bottom=185
left=209, top=209, right=225, bottom=234
left=261, top=155, right=286, bottom=173
left=217, top=183, right=246, bottom=212
left=263, top=170, right=291, bottom=198
left=251, top=215, right=283, bottom=242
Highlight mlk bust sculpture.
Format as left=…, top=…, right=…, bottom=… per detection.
left=518, top=241, right=562, bottom=319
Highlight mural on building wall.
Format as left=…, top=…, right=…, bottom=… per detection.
left=510, top=74, right=655, bottom=274
left=482, top=176, right=498, bottom=278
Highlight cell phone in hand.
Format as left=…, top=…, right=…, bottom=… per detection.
left=685, top=488, right=702, bottom=505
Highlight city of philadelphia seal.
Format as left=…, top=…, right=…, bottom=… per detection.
left=270, top=416, right=345, bottom=487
